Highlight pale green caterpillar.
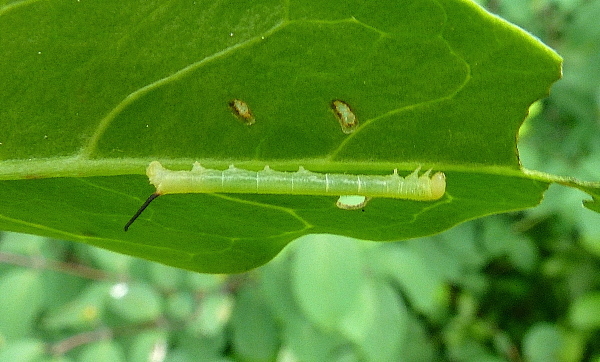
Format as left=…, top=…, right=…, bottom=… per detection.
left=124, top=161, right=446, bottom=231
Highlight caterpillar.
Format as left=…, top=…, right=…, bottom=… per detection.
left=124, top=161, right=446, bottom=231
left=229, top=99, right=255, bottom=125
left=331, top=100, right=358, bottom=134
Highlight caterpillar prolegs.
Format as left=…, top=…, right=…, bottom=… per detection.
left=124, top=161, right=446, bottom=230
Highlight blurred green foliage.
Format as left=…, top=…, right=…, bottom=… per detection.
left=1, top=0, right=599, bottom=361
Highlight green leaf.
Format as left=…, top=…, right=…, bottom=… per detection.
left=0, top=0, right=563, bottom=272
left=78, top=340, right=126, bottom=362
left=372, top=245, right=448, bottom=318
left=128, top=331, right=168, bottom=362
left=583, top=197, right=600, bottom=213
left=0, top=270, right=44, bottom=340
left=291, top=234, right=365, bottom=331
left=342, top=282, right=409, bottom=361
left=230, top=286, right=280, bottom=361
left=281, top=317, right=346, bottom=361
left=165, top=291, right=195, bottom=322
left=42, top=282, right=111, bottom=330
left=109, top=282, right=162, bottom=323
left=522, top=323, right=564, bottom=362
left=0, top=339, right=46, bottom=362
left=568, top=291, right=600, bottom=330
left=187, top=292, right=232, bottom=336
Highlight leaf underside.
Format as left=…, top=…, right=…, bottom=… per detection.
left=0, top=0, right=562, bottom=272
